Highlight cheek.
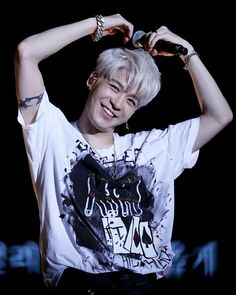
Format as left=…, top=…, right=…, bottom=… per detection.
left=124, top=107, right=136, bottom=119
left=85, top=95, right=98, bottom=115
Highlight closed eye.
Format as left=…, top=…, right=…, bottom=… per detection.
left=127, top=97, right=138, bottom=108
left=109, top=83, right=119, bottom=93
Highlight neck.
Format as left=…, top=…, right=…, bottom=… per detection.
left=77, top=120, right=114, bottom=149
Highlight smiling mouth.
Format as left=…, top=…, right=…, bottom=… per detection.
left=103, top=106, right=116, bottom=117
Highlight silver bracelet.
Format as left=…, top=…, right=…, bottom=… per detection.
left=183, top=50, right=199, bottom=71
left=91, top=15, right=104, bottom=42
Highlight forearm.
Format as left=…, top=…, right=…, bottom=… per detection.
left=18, top=17, right=97, bottom=63
left=184, top=54, right=233, bottom=151
left=147, top=25, right=232, bottom=125
left=187, top=54, right=232, bottom=124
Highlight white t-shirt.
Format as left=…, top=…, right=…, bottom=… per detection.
left=18, top=90, right=200, bottom=288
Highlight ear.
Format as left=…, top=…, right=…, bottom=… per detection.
left=87, top=71, right=98, bottom=88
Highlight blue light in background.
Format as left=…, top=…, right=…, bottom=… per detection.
left=0, top=240, right=218, bottom=278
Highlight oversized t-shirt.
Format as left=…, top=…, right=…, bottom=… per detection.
left=18, top=89, right=200, bottom=288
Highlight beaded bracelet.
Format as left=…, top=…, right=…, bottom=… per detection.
left=91, top=15, right=104, bottom=42
left=183, top=50, right=199, bottom=71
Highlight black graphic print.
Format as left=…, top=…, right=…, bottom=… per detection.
left=62, top=152, right=158, bottom=257
left=61, top=140, right=174, bottom=272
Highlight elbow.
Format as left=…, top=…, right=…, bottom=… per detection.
left=221, top=108, right=233, bottom=127
left=15, top=38, right=39, bottom=63
left=203, top=106, right=234, bottom=134
left=15, top=39, right=33, bottom=61
left=210, top=101, right=234, bottom=129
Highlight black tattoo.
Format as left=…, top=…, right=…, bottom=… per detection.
left=18, top=93, right=43, bottom=108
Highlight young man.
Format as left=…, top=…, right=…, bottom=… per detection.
left=15, top=13, right=232, bottom=293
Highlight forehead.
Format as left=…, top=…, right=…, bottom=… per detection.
left=109, top=69, right=129, bottom=82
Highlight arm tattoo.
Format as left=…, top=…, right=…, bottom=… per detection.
left=18, top=93, right=43, bottom=109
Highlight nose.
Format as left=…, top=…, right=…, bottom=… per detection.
left=110, top=95, right=125, bottom=110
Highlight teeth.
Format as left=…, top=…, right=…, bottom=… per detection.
left=104, top=107, right=114, bottom=117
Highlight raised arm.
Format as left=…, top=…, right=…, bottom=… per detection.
left=14, top=14, right=133, bottom=124
left=184, top=52, right=233, bottom=152
left=145, top=26, right=233, bottom=152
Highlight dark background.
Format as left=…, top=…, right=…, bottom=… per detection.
left=1, top=2, right=235, bottom=291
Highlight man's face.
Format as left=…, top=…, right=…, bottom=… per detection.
left=84, top=70, right=139, bottom=133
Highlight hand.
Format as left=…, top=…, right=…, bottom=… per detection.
left=143, top=26, right=194, bottom=57
left=102, top=14, right=134, bottom=44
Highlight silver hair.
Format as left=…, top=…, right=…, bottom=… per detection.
left=95, top=47, right=161, bottom=108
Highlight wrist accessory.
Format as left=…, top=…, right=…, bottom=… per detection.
left=91, top=15, right=104, bottom=42
left=183, top=50, right=199, bottom=70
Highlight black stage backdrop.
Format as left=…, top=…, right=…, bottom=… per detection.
left=1, top=3, right=235, bottom=292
